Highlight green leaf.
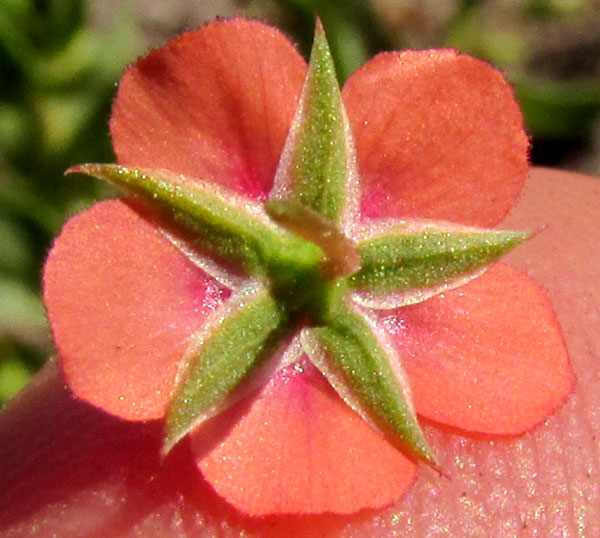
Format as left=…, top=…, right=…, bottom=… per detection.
left=270, top=19, right=359, bottom=226
left=67, top=164, right=324, bottom=280
left=164, top=282, right=288, bottom=454
left=303, top=303, right=436, bottom=464
left=349, top=221, right=530, bottom=296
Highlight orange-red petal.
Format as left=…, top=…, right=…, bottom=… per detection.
left=43, top=200, right=227, bottom=420
left=378, top=263, right=572, bottom=434
left=110, top=18, right=307, bottom=199
left=343, top=50, right=528, bottom=226
left=193, top=359, right=416, bottom=516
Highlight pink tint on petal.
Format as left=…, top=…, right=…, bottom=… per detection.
left=194, top=359, right=416, bottom=516
left=110, top=18, right=307, bottom=199
left=343, top=50, right=528, bottom=226
left=43, top=200, right=228, bottom=420
left=379, top=263, right=572, bottom=434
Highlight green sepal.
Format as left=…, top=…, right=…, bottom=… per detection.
left=304, top=303, right=436, bottom=465
left=350, top=222, right=531, bottom=293
left=270, top=19, right=358, bottom=225
left=163, top=281, right=287, bottom=455
left=67, top=164, right=324, bottom=282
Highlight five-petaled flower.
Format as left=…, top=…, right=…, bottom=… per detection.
left=43, top=18, right=572, bottom=516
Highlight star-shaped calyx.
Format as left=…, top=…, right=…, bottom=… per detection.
left=68, top=21, right=530, bottom=467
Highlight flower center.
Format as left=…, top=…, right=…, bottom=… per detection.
left=265, top=199, right=360, bottom=325
left=265, top=199, right=360, bottom=279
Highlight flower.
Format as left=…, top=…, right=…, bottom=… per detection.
left=42, top=18, right=572, bottom=516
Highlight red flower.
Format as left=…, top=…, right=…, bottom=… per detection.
left=43, top=18, right=572, bottom=516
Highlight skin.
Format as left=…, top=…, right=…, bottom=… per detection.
left=0, top=167, right=598, bottom=537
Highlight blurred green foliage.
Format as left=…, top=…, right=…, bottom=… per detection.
left=0, top=0, right=136, bottom=403
left=1, top=0, right=599, bottom=405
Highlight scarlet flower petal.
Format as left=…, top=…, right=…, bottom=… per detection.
left=43, top=200, right=228, bottom=420
left=110, top=18, right=307, bottom=199
left=193, top=359, right=416, bottom=516
left=343, top=50, right=529, bottom=226
left=378, top=263, right=572, bottom=434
